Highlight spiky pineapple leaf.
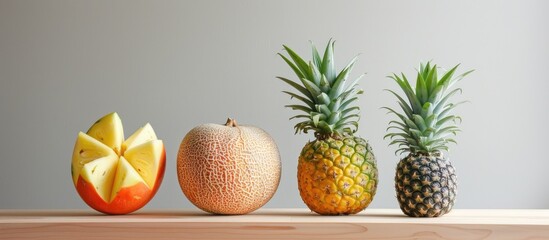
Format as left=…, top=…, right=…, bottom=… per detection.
left=301, top=78, right=322, bottom=99
left=436, top=115, right=460, bottom=128
left=412, top=115, right=427, bottom=132
left=316, top=104, right=332, bottom=117
left=425, top=114, right=436, bottom=129
left=433, top=88, right=462, bottom=114
left=339, top=88, right=363, bottom=104
left=395, top=148, right=408, bottom=155
left=282, top=91, right=315, bottom=109
left=341, top=106, right=359, bottom=118
left=437, top=64, right=459, bottom=89
left=389, top=139, right=408, bottom=146
left=286, top=104, right=312, bottom=113
left=389, top=74, right=422, bottom=113
left=416, top=72, right=428, bottom=103
left=421, top=102, right=434, bottom=117
left=385, top=89, right=413, bottom=119
left=339, top=97, right=358, bottom=112
left=438, top=101, right=468, bottom=120
left=382, top=107, right=409, bottom=125
left=425, top=64, right=438, bottom=96
left=329, top=71, right=348, bottom=99
left=309, top=62, right=322, bottom=86
left=384, top=132, right=410, bottom=140
left=327, top=111, right=341, bottom=125
left=311, top=112, right=327, bottom=127
left=277, top=77, right=313, bottom=101
left=387, top=121, right=410, bottom=133
left=403, top=118, right=419, bottom=132
left=321, top=40, right=336, bottom=83
left=319, top=75, right=330, bottom=93
left=282, top=45, right=312, bottom=80
left=329, top=55, right=358, bottom=98
left=336, top=113, right=359, bottom=126
left=445, top=69, right=474, bottom=92
left=436, top=125, right=460, bottom=134
left=278, top=54, right=305, bottom=80
left=311, top=41, right=322, bottom=68
left=384, top=62, right=472, bottom=156
left=289, top=114, right=309, bottom=120
left=329, top=98, right=342, bottom=112
left=278, top=40, right=364, bottom=138
left=335, top=121, right=358, bottom=133
left=317, top=93, right=331, bottom=106
left=343, top=74, right=365, bottom=95
left=318, top=121, right=334, bottom=133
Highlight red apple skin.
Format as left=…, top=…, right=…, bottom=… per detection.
left=74, top=148, right=166, bottom=215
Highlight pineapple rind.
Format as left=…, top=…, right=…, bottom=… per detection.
left=395, top=154, right=457, bottom=217
left=298, top=136, right=377, bottom=215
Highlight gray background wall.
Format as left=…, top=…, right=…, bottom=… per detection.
left=1, top=0, right=548, bottom=210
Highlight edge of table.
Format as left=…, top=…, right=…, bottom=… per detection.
left=1, top=209, right=548, bottom=239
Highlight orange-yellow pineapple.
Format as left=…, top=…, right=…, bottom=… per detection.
left=278, top=40, right=378, bottom=215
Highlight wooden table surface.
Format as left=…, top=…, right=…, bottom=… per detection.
left=1, top=208, right=549, bottom=239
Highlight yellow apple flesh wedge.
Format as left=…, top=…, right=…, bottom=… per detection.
left=86, top=112, right=124, bottom=155
left=72, top=132, right=117, bottom=184
left=124, top=140, right=164, bottom=188
left=110, top=156, right=148, bottom=201
left=122, top=123, right=157, bottom=154
left=79, top=155, right=118, bottom=202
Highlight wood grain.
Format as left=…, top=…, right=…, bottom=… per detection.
left=1, top=209, right=549, bottom=239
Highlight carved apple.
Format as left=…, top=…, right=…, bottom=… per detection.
left=71, top=112, right=165, bottom=214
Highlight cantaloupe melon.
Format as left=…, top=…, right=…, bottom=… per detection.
left=177, top=118, right=281, bottom=214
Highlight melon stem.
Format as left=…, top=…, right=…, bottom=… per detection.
left=225, top=118, right=238, bottom=127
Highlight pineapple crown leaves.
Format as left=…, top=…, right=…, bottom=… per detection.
left=277, top=39, right=365, bottom=139
left=383, top=62, right=474, bottom=156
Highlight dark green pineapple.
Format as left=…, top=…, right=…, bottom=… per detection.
left=384, top=62, right=472, bottom=217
